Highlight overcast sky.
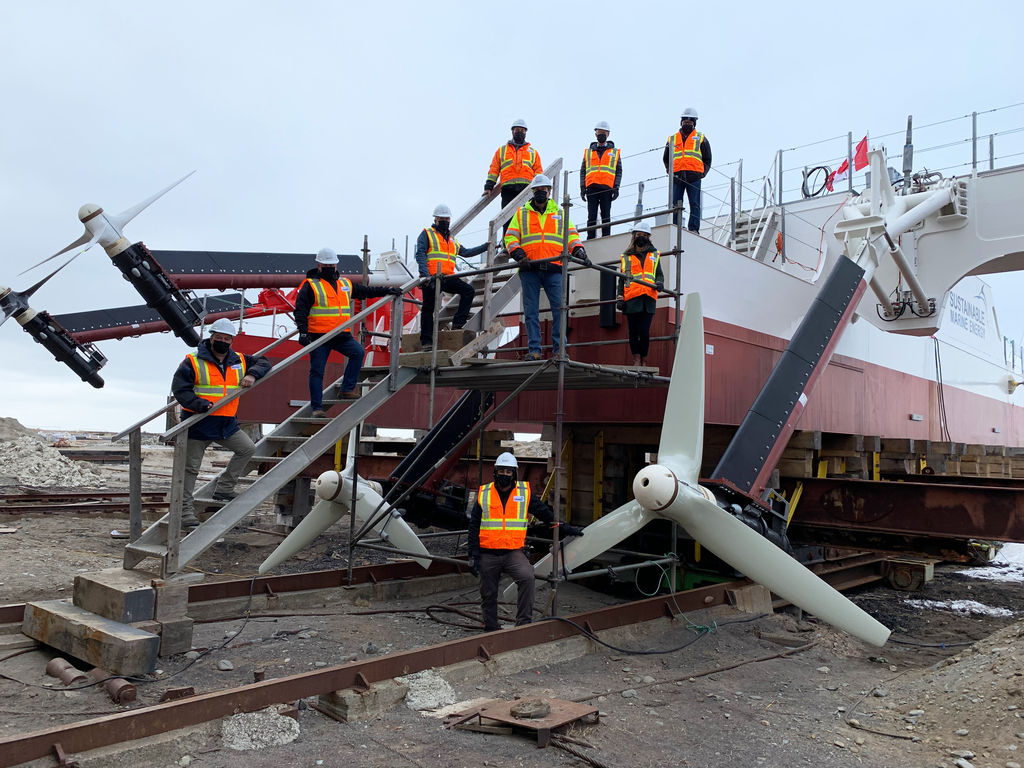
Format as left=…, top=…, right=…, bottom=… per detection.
left=1, top=0, right=1022, bottom=431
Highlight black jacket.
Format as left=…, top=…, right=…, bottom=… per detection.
left=294, top=268, right=395, bottom=335
left=468, top=482, right=553, bottom=556
left=662, top=129, right=712, bottom=182
left=171, top=340, right=271, bottom=441
left=617, top=244, right=665, bottom=314
left=580, top=141, right=623, bottom=194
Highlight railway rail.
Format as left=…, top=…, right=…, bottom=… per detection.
left=0, top=490, right=168, bottom=516
left=0, top=553, right=890, bottom=766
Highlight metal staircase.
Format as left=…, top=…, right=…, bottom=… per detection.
left=124, top=367, right=417, bottom=573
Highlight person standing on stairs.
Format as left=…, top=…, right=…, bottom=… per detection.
left=171, top=317, right=271, bottom=528
left=416, top=203, right=487, bottom=352
left=483, top=119, right=543, bottom=234
left=295, top=248, right=402, bottom=417
left=616, top=220, right=664, bottom=368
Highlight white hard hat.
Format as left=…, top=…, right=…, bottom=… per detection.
left=681, top=107, right=699, bottom=120
left=510, top=118, right=528, bottom=130
left=315, top=247, right=339, bottom=265
left=631, top=220, right=652, bottom=235
left=432, top=203, right=452, bottom=218
left=495, top=451, right=518, bottom=469
left=529, top=173, right=553, bottom=189
left=208, top=318, right=238, bottom=337
left=594, top=121, right=610, bottom=132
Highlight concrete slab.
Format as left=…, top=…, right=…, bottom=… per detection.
left=74, top=567, right=156, bottom=623
left=317, top=680, right=409, bottom=722
left=22, top=599, right=160, bottom=676
left=159, top=617, right=194, bottom=656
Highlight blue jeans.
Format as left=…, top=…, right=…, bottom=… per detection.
left=671, top=176, right=702, bottom=232
left=519, top=268, right=562, bottom=355
left=308, top=331, right=364, bottom=407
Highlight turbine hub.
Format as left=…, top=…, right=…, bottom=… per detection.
left=78, top=203, right=103, bottom=222
left=633, top=464, right=679, bottom=511
left=315, top=470, right=345, bottom=501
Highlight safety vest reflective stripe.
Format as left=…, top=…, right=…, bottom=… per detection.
left=186, top=354, right=247, bottom=417
left=669, top=131, right=705, bottom=173
left=584, top=147, right=619, bottom=187
left=504, top=204, right=581, bottom=264
left=478, top=481, right=531, bottom=549
left=304, top=277, right=353, bottom=332
left=487, top=144, right=541, bottom=186
left=620, top=250, right=660, bottom=301
left=424, top=228, right=460, bottom=276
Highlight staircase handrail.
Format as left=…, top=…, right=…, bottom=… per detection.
left=157, top=279, right=421, bottom=442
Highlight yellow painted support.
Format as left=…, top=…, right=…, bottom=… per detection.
left=593, top=430, right=604, bottom=521
left=872, top=451, right=880, bottom=481
left=694, top=541, right=701, bottom=563
left=816, top=459, right=828, bottom=478
left=334, top=438, right=344, bottom=472
left=786, top=481, right=804, bottom=527
left=541, top=435, right=574, bottom=519
left=919, top=457, right=927, bottom=473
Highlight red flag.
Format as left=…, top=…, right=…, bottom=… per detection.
left=853, top=136, right=869, bottom=171
left=825, top=159, right=850, bottom=192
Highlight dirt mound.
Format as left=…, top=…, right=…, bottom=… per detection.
left=0, top=435, right=105, bottom=488
left=0, top=416, right=43, bottom=442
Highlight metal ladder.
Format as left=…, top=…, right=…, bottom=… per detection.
left=124, top=366, right=417, bottom=574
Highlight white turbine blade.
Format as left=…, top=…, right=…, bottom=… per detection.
left=634, top=466, right=890, bottom=646
left=352, top=479, right=431, bottom=569
left=110, top=170, right=196, bottom=230
left=258, top=498, right=345, bottom=574
left=20, top=231, right=97, bottom=275
left=502, top=501, right=656, bottom=601
left=657, top=292, right=705, bottom=484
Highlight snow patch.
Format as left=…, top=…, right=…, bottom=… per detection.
left=903, top=598, right=1014, bottom=618
left=961, top=543, right=1024, bottom=583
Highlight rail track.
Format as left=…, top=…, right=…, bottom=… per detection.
left=0, top=490, right=168, bottom=515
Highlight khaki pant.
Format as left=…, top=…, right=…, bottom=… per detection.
left=182, top=430, right=255, bottom=515
left=478, top=548, right=535, bottom=632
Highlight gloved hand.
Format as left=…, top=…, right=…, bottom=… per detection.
left=611, top=188, right=619, bottom=200
left=580, top=189, right=587, bottom=201
left=615, top=298, right=626, bottom=312
left=509, top=247, right=528, bottom=262
left=193, top=399, right=213, bottom=413
left=467, top=556, right=479, bottom=577
left=572, top=246, right=591, bottom=266
left=655, top=281, right=665, bottom=292
left=298, top=333, right=311, bottom=347
left=559, top=524, right=585, bottom=537
left=386, top=286, right=403, bottom=296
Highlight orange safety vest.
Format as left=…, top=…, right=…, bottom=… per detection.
left=668, top=131, right=706, bottom=173
left=424, top=227, right=460, bottom=276
left=302, top=276, right=353, bottom=333
left=620, top=250, right=661, bottom=301
left=477, top=481, right=531, bottom=549
left=583, top=147, right=619, bottom=187
left=184, top=354, right=247, bottom=417
left=503, top=201, right=581, bottom=266
left=486, top=143, right=542, bottom=187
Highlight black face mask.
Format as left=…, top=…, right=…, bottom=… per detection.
left=595, top=133, right=608, bottom=144
left=635, top=236, right=651, bottom=248
left=531, top=191, right=549, bottom=207
left=681, top=121, right=695, bottom=135
left=319, top=266, right=338, bottom=280
left=435, top=220, right=450, bottom=236
left=494, top=473, right=514, bottom=490
left=211, top=340, right=232, bottom=355
left=512, top=130, right=526, bottom=144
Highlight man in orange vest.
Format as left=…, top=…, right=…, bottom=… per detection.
left=468, top=452, right=584, bottom=632
left=295, top=248, right=402, bottom=417
left=662, top=107, right=712, bottom=233
left=580, top=120, right=622, bottom=239
left=415, top=203, right=487, bottom=351
left=483, top=119, right=543, bottom=233
left=171, top=317, right=271, bottom=528
left=504, top=174, right=590, bottom=360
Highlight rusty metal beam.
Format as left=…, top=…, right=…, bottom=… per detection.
left=0, top=581, right=740, bottom=767
left=788, top=476, right=1024, bottom=543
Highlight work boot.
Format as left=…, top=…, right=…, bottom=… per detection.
left=212, top=491, right=236, bottom=502
left=524, top=352, right=543, bottom=362
left=311, top=409, right=328, bottom=418
left=181, top=513, right=200, bottom=529
left=421, top=342, right=433, bottom=352
left=632, top=354, right=642, bottom=367
left=338, top=390, right=360, bottom=400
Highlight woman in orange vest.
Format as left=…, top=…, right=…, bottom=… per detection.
left=616, top=221, right=665, bottom=368
left=468, top=452, right=584, bottom=632
left=662, top=107, right=712, bottom=233
left=171, top=317, right=271, bottom=527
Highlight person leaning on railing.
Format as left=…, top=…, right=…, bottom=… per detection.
left=616, top=220, right=664, bottom=368
left=415, top=203, right=487, bottom=352
left=294, top=248, right=402, bottom=417
left=170, top=317, right=271, bottom=528
left=503, top=174, right=590, bottom=361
